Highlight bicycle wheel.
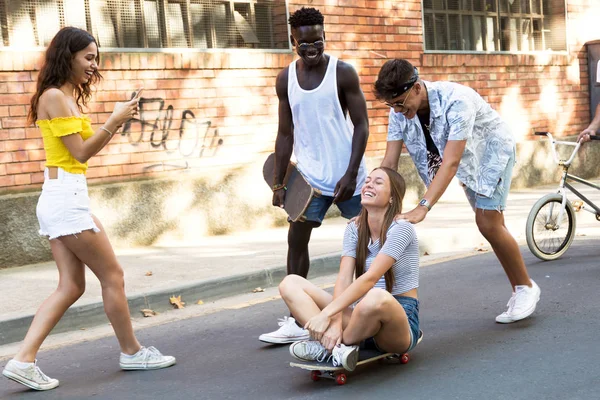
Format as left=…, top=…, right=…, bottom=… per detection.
left=525, top=193, right=576, bottom=261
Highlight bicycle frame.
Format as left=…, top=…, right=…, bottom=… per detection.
left=543, top=133, right=600, bottom=228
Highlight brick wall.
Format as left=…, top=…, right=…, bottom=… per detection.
left=1, top=0, right=599, bottom=192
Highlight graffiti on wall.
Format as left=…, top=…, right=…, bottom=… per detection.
left=121, top=96, right=224, bottom=169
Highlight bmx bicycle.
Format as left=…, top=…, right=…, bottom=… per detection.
left=525, top=131, right=600, bottom=261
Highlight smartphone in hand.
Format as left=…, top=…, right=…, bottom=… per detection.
left=131, top=87, right=144, bottom=100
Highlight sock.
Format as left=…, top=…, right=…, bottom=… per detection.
left=12, top=360, right=34, bottom=368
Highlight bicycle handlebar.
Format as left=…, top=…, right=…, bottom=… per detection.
left=536, top=131, right=600, bottom=140
left=535, top=131, right=581, bottom=167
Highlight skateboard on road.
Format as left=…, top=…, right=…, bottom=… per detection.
left=262, top=153, right=321, bottom=222
left=290, top=331, right=423, bottom=385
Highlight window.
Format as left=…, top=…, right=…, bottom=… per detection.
left=423, top=0, right=567, bottom=52
left=0, top=0, right=288, bottom=50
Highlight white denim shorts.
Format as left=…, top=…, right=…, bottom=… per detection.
left=36, top=168, right=100, bottom=240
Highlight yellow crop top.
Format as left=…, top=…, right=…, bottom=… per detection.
left=36, top=116, right=94, bottom=174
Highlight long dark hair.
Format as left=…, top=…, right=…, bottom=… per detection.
left=28, top=27, right=102, bottom=124
left=355, top=167, right=407, bottom=292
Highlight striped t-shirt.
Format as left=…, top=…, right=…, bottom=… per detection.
left=342, top=220, right=419, bottom=295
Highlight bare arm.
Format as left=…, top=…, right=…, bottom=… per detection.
left=41, top=89, right=140, bottom=164
left=421, top=139, right=466, bottom=207
left=421, top=100, right=472, bottom=207
left=586, top=103, right=600, bottom=132
left=339, top=62, right=369, bottom=179
left=381, top=140, right=404, bottom=171
left=334, top=63, right=369, bottom=202
left=398, top=100, right=472, bottom=224
left=322, top=254, right=396, bottom=318
left=578, top=103, right=600, bottom=143
left=319, top=256, right=354, bottom=350
left=273, top=68, right=294, bottom=187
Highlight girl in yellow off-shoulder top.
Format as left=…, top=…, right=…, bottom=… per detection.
left=2, top=27, right=175, bottom=392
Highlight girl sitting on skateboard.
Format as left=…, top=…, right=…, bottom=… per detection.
left=278, top=167, right=420, bottom=371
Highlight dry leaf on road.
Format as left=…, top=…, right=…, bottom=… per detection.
left=197, top=300, right=204, bottom=305
left=253, top=287, right=265, bottom=293
left=141, top=309, right=157, bottom=317
left=170, top=295, right=185, bottom=309
left=145, top=271, right=153, bottom=276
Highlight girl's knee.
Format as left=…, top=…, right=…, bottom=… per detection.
left=101, top=265, right=125, bottom=289
left=279, top=274, right=306, bottom=297
left=356, top=288, right=392, bottom=314
left=58, top=280, right=86, bottom=301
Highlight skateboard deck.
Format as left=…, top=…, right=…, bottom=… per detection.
left=290, top=331, right=423, bottom=385
left=262, top=153, right=321, bottom=222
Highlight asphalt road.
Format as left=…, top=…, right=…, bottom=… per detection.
left=1, top=240, right=599, bottom=400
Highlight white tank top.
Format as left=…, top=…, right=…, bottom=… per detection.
left=287, top=55, right=367, bottom=197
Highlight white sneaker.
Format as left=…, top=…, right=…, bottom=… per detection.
left=2, top=359, right=59, bottom=391
left=259, top=316, right=310, bottom=344
left=496, top=280, right=541, bottom=324
left=332, top=344, right=359, bottom=372
left=289, top=340, right=330, bottom=362
left=120, top=346, right=176, bottom=370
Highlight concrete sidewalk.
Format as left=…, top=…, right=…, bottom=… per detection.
left=1, top=181, right=599, bottom=346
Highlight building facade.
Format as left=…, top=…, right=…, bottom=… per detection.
left=0, top=0, right=600, bottom=267
left=0, top=0, right=598, bottom=191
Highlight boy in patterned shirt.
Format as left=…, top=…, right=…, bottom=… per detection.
left=377, top=59, right=540, bottom=324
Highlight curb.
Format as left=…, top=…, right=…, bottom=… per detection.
left=0, top=254, right=342, bottom=347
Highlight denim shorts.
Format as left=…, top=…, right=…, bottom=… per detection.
left=296, top=194, right=362, bottom=226
left=361, top=295, right=420, bottom=353
left=37, top=168, right=100, bottom=240
left=462, top=150, right=516, bottom=212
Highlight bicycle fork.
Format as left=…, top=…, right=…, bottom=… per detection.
left=547, top=171, right=569, bottom=231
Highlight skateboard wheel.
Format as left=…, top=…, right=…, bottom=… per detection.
left=310, top=370, right=321, bottom=381
left=400, top=353, right=410, bottom=364
left=335, top=374, right=347, bottom=385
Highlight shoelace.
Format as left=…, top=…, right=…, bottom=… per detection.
left=511, top=286, right=532, bottom=312
left=301, top=341, right=331, bottom=363
left=502, top=293, right=517, bottom=315
left=331, top=346, right=350, bottom=367
left=137, top=346, right=164, bottom=368
left=277, top=316, right=296, bottom=333
left=32, top=361, right=50, bottom=383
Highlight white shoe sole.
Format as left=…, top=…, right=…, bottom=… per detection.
left=341, top=347, right=359, bottom=372
left=259, top=333, right=310, bottom=344
left=120, top=357, right=176, bottom=370
left=496, top=291, right=541, bottom=324
left=2, top=369, right=59, bottom=391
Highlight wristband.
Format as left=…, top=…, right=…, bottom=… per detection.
left=100, top=126, right=114, bottom=138
left=272, top=183, right=287, bottom=192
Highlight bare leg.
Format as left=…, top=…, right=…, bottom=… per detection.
left=278, top=274, right=333, bottom=325
left=14, top=240, right=86, bottom=362
left=475, top=209, right=531, bottom=288
left=342, top=289, right=412, bottom=353
left=287, top=222, right=314, bottom=278
left=56, top=216, right=141, bottom=355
